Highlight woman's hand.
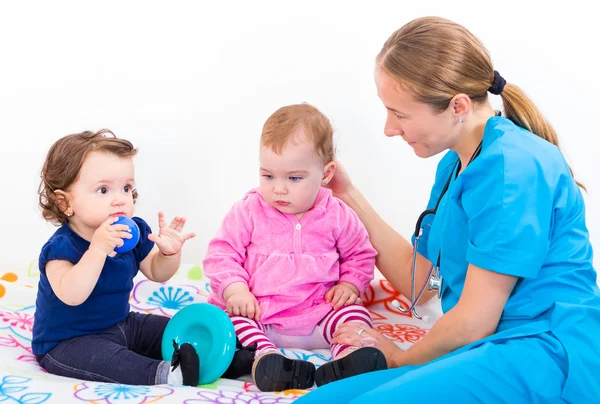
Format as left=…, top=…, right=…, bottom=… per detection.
left=332, top=322, right=403, bottom=367
left=325, top=160, right=355, bottom=200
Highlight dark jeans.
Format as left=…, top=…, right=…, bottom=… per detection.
left=36, top=312, right=171, bottom=385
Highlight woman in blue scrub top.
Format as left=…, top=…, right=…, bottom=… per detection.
left=297, top=16, right=599, bottom=403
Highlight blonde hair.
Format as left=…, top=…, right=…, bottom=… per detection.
left=39, top=129, right=138, bottom=225
left=378, top=16, right=584, bottom=189
left=261, top=103, right=334, bottom=164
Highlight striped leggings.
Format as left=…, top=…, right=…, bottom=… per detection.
left=230, top=304, right=373, bottom=359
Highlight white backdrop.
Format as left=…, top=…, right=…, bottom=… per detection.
left=1, top=1, right=598, bottom=272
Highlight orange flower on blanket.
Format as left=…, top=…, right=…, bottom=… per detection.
left=374, top=323, right=429, bottom=343
left=0, top=272, right=18, bottom=299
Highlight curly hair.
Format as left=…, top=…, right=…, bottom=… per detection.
left=38, top=129, right=138, bottom=225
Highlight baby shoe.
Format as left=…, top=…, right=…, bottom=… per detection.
left=252, top=351, right=315, bottom=391
left=171, top=340, right=200, bottom=386
left=314, top=346, right=386, bottom=387
left=222, top=338, right=257, bottom=379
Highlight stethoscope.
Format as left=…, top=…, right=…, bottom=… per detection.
left=392, top=139, right=484, bottom=321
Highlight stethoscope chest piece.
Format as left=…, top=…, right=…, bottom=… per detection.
left=394, top=138, right=484, bottom=319
left=429, top=271, right=443, bottom=298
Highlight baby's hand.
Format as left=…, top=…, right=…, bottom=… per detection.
left=226, top=290, right=261, bottom=321
left=148, top=212, right=196, bottom=256
left=325, top=282, right=361, bottom=310
left=90, top=216, right=133, bottom=256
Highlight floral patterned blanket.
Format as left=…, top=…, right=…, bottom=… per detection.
left=0, top=262, right=441, bottom=403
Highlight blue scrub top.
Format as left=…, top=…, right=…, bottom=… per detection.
left=417, top=116, right=600, bottom=403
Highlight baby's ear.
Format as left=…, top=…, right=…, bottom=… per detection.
left=52, top=190, right=71, bottom=215
left=322, top=161, right=336, bottom=185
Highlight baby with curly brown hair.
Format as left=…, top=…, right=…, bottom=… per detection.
left=32, top=129, right=199, bottom=386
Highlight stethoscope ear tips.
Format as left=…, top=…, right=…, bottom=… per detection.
left=391, top=299, right=432, bottom=323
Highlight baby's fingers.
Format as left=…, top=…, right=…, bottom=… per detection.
left=174, top=217, right=187, bottom=231
left=230, top=302, right=241, bottom=316
left=254, top=302, right=261, bottom=321
left=325, top=287, right=335, bottom=303
left=345, top=293, right=359, bottom=306
left=331, top=288, right=346, bottom=308
left=181, top=232, right=196, bottom=241
left=244, top=302, right=254, bottom=319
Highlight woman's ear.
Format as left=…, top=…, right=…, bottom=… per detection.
left=322, top=161, right=336, bottom=186
left=449, top=93, right=471, bottom=120
left=53, top=190, right=73, bottom=217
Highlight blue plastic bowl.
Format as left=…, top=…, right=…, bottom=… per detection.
left=161, top=303, right=236, bottom=385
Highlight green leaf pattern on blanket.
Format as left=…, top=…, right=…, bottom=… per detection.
left=27, top=262, right=39, bottom=278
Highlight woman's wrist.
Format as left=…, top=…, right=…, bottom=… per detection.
left=339, top=185, right=360, bottom=208
left=342, top=185, right=374, bottom=220
left=389, top=349, right=406, bottom=368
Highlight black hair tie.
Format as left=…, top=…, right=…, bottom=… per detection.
left=488, top=70, right=506, bottom=95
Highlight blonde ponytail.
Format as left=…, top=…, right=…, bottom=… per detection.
left=378, top=16, right=585, bottom=190
left=501, top=84, right=585, bottom=190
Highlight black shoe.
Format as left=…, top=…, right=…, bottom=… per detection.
left=171, top=340, right=200, bottom=386
left=314, top=347, right=387, bottom=387
left=252, top=352, right=316, bottom=392
left=222, top=338, right=257, bottom=379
